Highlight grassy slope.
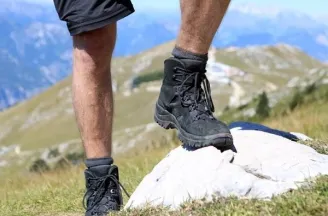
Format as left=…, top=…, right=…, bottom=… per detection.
left=221, top=84, right=328, bottom=139
left=0, top=41, right=175, bottom=150
left=1, top=143, right=327, bottom=216
left=265, top=101, right=328, bottom=139
left=1, top=87, right=327, bottom=216
left=1, top=43, right=327, bottom=215
left=0, top=43, right=326, bottom=153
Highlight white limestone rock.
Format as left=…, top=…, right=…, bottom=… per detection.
left=125, top=130, right=328, bottom=210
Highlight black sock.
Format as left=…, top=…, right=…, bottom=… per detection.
left=85, top=157, right=114, bottom=177
left=172, top=46, right=208, bottom=63
left=85, top=157, right=113, bottom=168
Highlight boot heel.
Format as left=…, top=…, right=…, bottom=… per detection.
left=161, top=121, right=172, bottom=129
left=154, top=116, right=174, bottom=129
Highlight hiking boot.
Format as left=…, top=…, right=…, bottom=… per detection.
left=154, top=57, right=233, bottom=148
left=83, top=165, right=128, bottom=216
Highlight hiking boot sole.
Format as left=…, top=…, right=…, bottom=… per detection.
left=154, top=103, right=234, bottom=148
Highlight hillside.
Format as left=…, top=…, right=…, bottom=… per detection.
left=0, top=86, right=327, bottom=215
left=0, top=42, right=327, bottom=174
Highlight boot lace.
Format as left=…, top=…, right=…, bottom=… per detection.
left=83, top=173, right=130, bottom=211
left=173, top=67, right=215, bottom=120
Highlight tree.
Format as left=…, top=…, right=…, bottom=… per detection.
left=256, top=92, right=270, bottom=118
left=289, top=90, right=303, bottom=111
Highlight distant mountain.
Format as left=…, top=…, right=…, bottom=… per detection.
left=0, top=2, right=70, bottom=110
left=1, top=1, right=328, bottom=111
left=157, top=4, right=328, bottom=61
left=213, top=4, right=328, bottom=61
left=0, top=2, right=174, bottom=110
left=154, top=4, right=328, bottom=61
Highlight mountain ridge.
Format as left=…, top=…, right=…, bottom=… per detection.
left=1, top=1, right=328, bottom=111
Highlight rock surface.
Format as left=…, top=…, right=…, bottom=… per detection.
left=125, top=130, right=328, bottom=210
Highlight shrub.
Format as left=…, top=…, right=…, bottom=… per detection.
left=29, top=159, right=50, bottom=173
left=289, top=90, right=303, bottom=111
left=304, top=83, right=317, bottom=95
left=54, top=158, right=71, bottom=170
left=223, top=106, right=230, bottom=112
left=132, top=71, right=163, bottom=88
left=256, top=92, right=270, bottom=118
left=48, top=148, right=60, bottom=159
left=66, top=152, right=85, bottom=165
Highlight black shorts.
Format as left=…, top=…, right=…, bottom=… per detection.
left=53, top=0, right=135, bottom=36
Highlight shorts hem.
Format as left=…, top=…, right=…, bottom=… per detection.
left=68, top=7, right=134, bottom=36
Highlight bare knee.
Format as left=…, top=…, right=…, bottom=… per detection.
left=73, top=24, right=117, bottom=72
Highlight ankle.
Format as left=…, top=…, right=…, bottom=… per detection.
left=171, top=47, right=208, bottom=72
left=85, top=157, right=113, bottom=168
left=85, top=157, right=114, bottom=169
left=172, top=46, right=208, bottom=63
left=85, top=157, right=114, bottom=176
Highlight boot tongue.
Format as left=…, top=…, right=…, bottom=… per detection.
left=171, top=58, right=213, bottom=118
left=180, top=59, right=206, bottom=86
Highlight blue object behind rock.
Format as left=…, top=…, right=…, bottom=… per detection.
left=228, top=121, right=299, bottom=141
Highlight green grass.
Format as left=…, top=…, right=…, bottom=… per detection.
left=1, top=96, right=328, bottom=216
left=0, top=139, right=327, bottom=216
left=264, top=84, right=328, bottom=139
left=220, top=84, right=328, bottom=139
left=1, top=43, right=328, bottom=215
left=0, top=145, right=175, bottom=216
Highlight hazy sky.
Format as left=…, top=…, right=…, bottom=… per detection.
left=12, top=0, right=328, bottom=16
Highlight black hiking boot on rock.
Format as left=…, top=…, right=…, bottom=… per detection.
left=154, top=57, right=233, bottom=148
left=83, top=165, right=129, bottom=216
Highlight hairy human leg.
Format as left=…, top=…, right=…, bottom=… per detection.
left=177, top=0, right=231, bottom=54
left=72, top=24, right=116, bottom=159
left=53, top=0, right=135, bottom=213
left=72, top=25, right=126, bottom=214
